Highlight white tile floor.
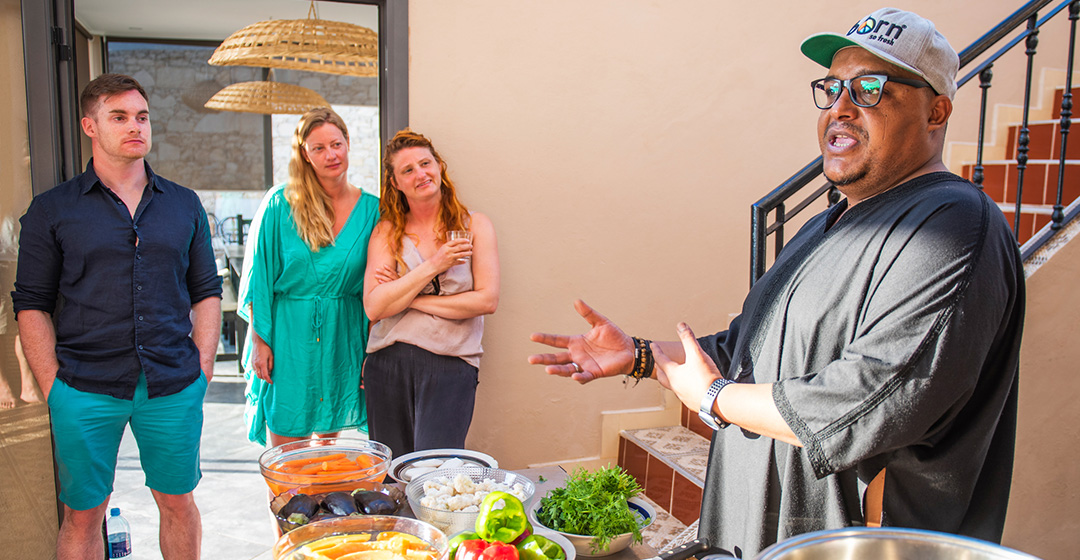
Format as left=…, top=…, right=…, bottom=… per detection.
left=113, top=371, right=278, bottom=559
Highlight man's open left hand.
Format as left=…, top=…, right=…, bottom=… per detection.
left=654, top=322, right=722, bottom=411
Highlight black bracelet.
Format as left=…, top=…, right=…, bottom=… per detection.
left=627, top=337, right=653, bottom=385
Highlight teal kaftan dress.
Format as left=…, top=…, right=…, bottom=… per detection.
left=237, top=185, right=379, bottom=445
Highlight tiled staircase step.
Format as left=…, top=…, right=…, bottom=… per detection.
left=619, top=425, right=710, bottom=530
left=622, top=426, right=710, bottom=486
left=1051, top=86, right=1080, bottom=119
left=638, top=499, right=703, bottom=552
left=1001, top=209, right=1054, bottom=245
left=638, top=493, right=691, bottom=552
left=976, top=159, right=1080, bottom=164
left=961, top=160, right=1080, bottom=209
left=1002, top=120, right=1071, bottom=159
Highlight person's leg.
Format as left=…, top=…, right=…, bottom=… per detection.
left=57, top=500, right=110, bottom=560
left=413, top=352, right=479, bottom=451
left=129, top=372, right=207, bottom=560
left=151, top=489, right=201, bottom=560
left=15, top=334, right=44, bottom=403
left=47, top=378, right=130, bottom=558
left=364, top=345, right=418, bottom=458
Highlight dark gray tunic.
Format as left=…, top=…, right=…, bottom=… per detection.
left=697, top=172, right=1024, bottom=557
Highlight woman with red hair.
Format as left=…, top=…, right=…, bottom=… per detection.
left=363, top=129, right=500, bottom=457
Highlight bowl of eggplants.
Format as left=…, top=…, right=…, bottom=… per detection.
left=271, top=484, right=405, bottom=533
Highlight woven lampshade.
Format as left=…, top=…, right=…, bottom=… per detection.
left=204, top=81, right=329, bottom=115
left=182, top=80, right=224, bottom=113
left=208, top=4, right=378, bottom=77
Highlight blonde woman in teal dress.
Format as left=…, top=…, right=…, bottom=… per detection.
left=238, top=108, right=379, bottom=446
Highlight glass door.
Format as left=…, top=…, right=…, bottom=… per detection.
left=0, top=0, right=62, bottom=554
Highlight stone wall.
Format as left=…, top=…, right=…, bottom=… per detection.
left=109, top=43, right=266, bottom=191
left=108, top=42, right=382, bottom=245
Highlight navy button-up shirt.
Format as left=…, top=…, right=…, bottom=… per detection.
left=12, top=160, right=222, bottom=400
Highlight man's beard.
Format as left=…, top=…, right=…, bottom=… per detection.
left=824, top=167, right=866, bottom=187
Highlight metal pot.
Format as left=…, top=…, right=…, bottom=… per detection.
left=753, top=527, right=1042, bottom=560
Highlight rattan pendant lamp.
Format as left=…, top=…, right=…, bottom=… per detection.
left=203, top=71, right=330, bottom=115
left=207, top=1, right=378, bottom=77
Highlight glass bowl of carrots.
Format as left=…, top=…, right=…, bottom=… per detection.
left=259, top=437, right=392, bottom=497
left=272, top=515, right=448, bottom=560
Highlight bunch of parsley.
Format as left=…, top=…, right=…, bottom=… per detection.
left=536, top=466, right=645, bottom=553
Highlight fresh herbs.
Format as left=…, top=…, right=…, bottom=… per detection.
left=536, top=466, right=644, bottom=553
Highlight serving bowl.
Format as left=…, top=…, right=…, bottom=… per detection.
left=406, top=466, right=536, bottom=536
left=259, top=437, right=392, bottom=496
left=390, top=448, right=499, bottom=483
left=272, top=515, right=448, bottom=560
left=529, top=496, right=654, bottom=558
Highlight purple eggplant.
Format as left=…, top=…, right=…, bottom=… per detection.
left=280, top=493, right=320, bottom=525
left=321, top=491, right=361, bottom=516
left=352, top=489, right=399, bottom=515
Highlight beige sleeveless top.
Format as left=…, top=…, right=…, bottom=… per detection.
left=366, top=236, right=484, bottom=367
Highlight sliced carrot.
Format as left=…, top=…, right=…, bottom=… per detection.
left=276, top=453, right=348, bottom=472
left=318, top=539, right=378, bottom=557
left=337, top=551, right=396, bottom=560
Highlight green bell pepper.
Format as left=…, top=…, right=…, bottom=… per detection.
left=475, top=491, right=531, bottom=544
left=516, top=535, right=566, bottom=560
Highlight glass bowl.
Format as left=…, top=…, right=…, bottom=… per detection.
left=273, top=515, right=449, bottom=560
left=405, top=467, right=536, bottom=536
left=529, top=496, right=654, bottom=558
left=259, top=437, right=392, bottom=496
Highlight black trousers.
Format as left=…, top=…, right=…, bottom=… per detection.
left=363, top=342, right=479, bottom=459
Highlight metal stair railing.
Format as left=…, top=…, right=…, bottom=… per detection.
left=751, top=0, right=1078, bottom=285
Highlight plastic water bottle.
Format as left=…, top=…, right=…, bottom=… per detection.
left=106, top=508, right=132, bottom=558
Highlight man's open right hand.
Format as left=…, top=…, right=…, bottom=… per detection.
left=528, top=299, right=635, bottom=384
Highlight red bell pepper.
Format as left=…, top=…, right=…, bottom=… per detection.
left=481, top=541, right=520, bottom=560
left=456, top=539, right=492, bottom=560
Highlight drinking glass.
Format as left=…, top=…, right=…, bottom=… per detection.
left=448, top=230, right=472, bottom=264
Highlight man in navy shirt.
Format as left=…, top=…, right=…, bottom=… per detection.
left=13, top=73, right=221, bottom=559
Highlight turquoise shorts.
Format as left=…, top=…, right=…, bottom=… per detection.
left=48, top=371, right=207, bottom=511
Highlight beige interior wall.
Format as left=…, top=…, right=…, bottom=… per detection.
left=1001, top=237, right=1080, bottom=559
left=405, top=0, right=1024, bottom=469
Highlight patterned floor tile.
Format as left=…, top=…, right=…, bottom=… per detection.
left=638, top=494, right=688, bottom=552
left=667, top=519, right=700, bottom=549
left=668, top=453, right=709, bottom=484
left=624, top=426, right=711, bottom=458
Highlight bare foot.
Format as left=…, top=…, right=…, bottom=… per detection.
left=19, top=386, right=43, bottom=404
left=0, top=377, right=15, bottom=409
left=19, top=378, right=44, bottom=404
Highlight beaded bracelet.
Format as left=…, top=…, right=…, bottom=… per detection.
left=627, top=337, right=654, bottom=385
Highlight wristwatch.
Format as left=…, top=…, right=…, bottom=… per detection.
left=698, top=378, right=735, bottom=430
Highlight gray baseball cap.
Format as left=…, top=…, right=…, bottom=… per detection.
left=801, top=7, right=958, bottom=99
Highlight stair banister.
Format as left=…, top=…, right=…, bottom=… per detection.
left=1013, top=15, right=1040, bottom=236
left=973, top=67, right=994, bottom=189
left=1052, top=1, right=1080, bottom=231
